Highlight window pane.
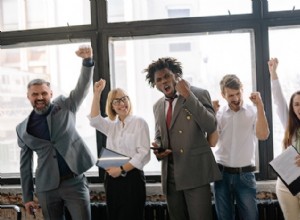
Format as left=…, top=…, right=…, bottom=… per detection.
left=0, top=43, right=97, bottom=176
left=268, top=0, right=300, bottom=12
left=107, top=0, right=252, bottom=23
left=109, top=31, right=255, bottom=174
left=0, top=0, right=91, bottom=31
left=269, top=27, right=300, bottom=158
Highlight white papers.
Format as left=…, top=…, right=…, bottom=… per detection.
left=96, top=147, right=131, bottom=170
left=269, top=146, right=300, bottom=185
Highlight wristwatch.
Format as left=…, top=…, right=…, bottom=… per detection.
left=120, top=165, right=127, bottom=177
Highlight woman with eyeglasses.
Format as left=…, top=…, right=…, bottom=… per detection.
left=88, top=79, right=150, bottom=220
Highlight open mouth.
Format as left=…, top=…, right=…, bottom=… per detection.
left=229, top=102, right=241, bottom=110
left=35, top=101, right=46, bottom=108
left=164, top=85, right=172, bottom=93
left=232, top=101, right=240, bottom=106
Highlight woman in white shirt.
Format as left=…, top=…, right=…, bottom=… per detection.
left=268, top=58, right=300, bottom=220
left=88, top=79, right=150, bottom=220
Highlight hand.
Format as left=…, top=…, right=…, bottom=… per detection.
left=174, top=76, right=191, bottom=99
left=75, top=45, right=93, bottom=59
left=94, top=79, right=106, bottom=95
left=24, top=201, right=38, bottom=216
left=267, top=58, right=279, bottom=80
left=249, top=92, right=263, bottom=107
left=151, top=142, right=172, bottom=159
left=212, top=100, right=220, bottom=112
left=106, top=166, right=122, bottom=178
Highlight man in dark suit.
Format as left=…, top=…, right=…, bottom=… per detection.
left=16, top=45, right=96, bottom=220
left=144, top=57, right=221, bottom=220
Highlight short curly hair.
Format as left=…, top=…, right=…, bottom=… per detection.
left=143, top=57, right=183, bottom=88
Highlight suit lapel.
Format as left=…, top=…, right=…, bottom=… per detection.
left=17, top=114, right=51, bottom=150
left=158, top=98, right=167, bottom=131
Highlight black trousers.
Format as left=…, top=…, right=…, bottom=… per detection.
left=104, top=169, right=146, bottom=220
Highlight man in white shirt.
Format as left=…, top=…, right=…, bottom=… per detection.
left=213, top=74, right=269, bottom=220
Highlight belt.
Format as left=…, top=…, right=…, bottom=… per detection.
left=218, top=164, right=256, bottom=174
left=60, top=173, right=78, bottom=182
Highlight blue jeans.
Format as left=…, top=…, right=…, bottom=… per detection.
left=213, top=171, right=258, bottom=220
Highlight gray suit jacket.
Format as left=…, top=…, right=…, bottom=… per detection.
left=16, top=66, right=96, bottom=203
left=153, top=86, right=222, bottom=194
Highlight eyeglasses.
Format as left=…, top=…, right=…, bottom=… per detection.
left=112, top=96, right=129, bottom=106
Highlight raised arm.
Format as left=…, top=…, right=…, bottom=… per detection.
left=249, top=92, right=270, bottom=140
left=267, top=58, right=288, bottom=128
left=66, top=45, right=94, bottom=112
left=90, top=79, right=106, bottom=117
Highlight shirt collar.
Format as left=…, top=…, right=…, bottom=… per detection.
left=165, top=93, right=179, bottom=101
left=117, top=114, right=133, bottom=124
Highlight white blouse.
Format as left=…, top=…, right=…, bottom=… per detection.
left=271, top=79, right=289, bottom=128
left=271, top=79, right=296, bottom=147
left=88, top=114, right=150, bottom=170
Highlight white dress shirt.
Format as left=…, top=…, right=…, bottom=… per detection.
left=214, top=103, right=257, bottom=167
left=164, top=95, right=179, bottom=116
left=88, top=114, right=150, bottom=170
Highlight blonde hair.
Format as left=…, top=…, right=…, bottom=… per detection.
left=106, top=88, right=132, bottom=120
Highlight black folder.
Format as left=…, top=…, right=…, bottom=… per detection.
left=96, top=147, right=131, bottom=170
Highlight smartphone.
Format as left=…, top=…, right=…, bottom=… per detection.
left=150, top=147, right=166, bottom=153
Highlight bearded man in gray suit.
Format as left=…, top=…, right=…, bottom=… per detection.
left=16, top=45, right=96, bottom=220
left=144, top=57, right=221, bottom=220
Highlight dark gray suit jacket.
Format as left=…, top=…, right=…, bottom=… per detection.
left=16, top=66, right=96, bottom=203
left=153, top=86, right=222, bottom=194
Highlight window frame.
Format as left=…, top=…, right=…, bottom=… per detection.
left=1, top=0, right=300, bottom=184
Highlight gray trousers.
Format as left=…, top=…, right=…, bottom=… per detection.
left=166, top=163, right=213, bottom=220
left=37, top=174, right=91, bottom=220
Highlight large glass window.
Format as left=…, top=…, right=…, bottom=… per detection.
left=109, top=31, right=255, bottom=174
left=0, top=43, right=97, bottom=176
left=268, top=0, right=300, bottom=12
left=2, top=0, right=300, bottom=182
left=0, top=0, right=91, bottom=31
left=269, top=26, right=300, bottom=158
left=107, top=0, right=252, bottom=23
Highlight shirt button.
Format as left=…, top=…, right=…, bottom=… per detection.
left=179, top=130, right=183, bottom=134
left=180, top=149, right=184, bottom=153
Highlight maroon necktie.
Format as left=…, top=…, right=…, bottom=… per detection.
left=166, top=98, right=174, bottom=129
